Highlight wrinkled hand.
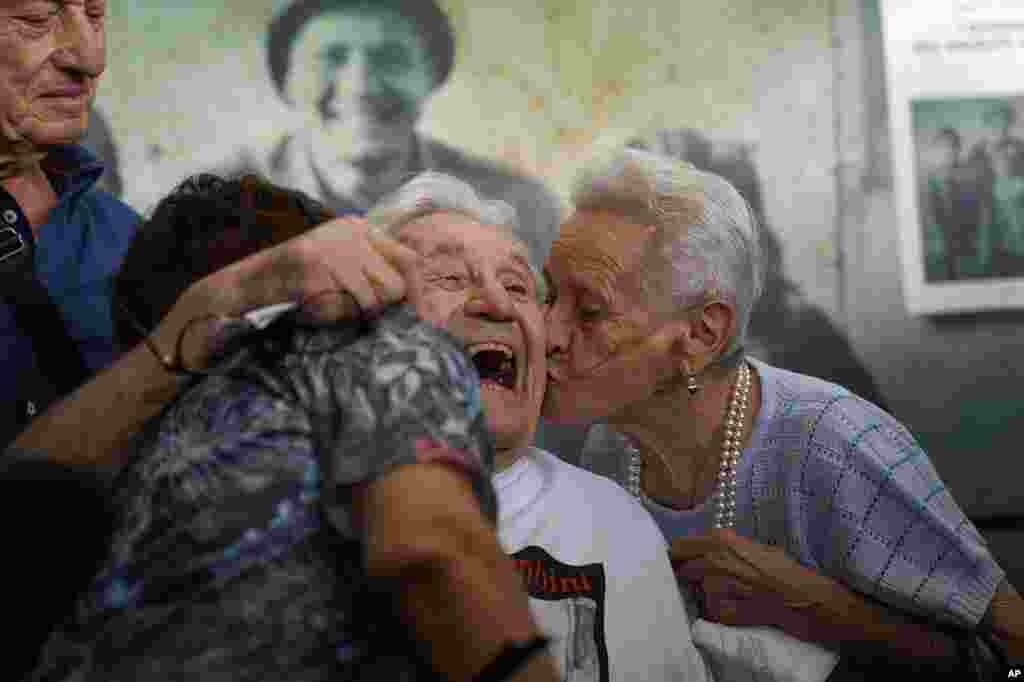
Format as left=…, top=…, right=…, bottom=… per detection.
left=671, top=528, right=832, bottom=630
left=151, top=215, right=421, bottom=369
left=230, top=215, right=421, bottom=318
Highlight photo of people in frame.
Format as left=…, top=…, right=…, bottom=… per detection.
left=913, top=96, right=1024, bottom=283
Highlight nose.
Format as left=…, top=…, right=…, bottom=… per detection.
left=464, top=277, right=515, bottom=323
left=545, top=299, right=570, bottom=364
left=52, top=9, right=106, bottom=78
left=332, top=51, right=381, bottom=100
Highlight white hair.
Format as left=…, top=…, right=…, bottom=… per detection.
left=571, top=147, right=763, bottom=355
left=368, top=171, right=548, bottom=303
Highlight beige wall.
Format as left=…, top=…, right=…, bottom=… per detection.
left=99, top=0, right=843, bottom=315
left=93, top=1, right=1023, bottom=530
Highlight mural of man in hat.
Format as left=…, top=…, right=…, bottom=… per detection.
left=215, top=0, right=561, bottom=267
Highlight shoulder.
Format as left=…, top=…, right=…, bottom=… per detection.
left=754, top=359, right=914, bottom=481
left=341, top=304, right=481, bottom=396
left=536, top=446, right=624, bottom=495
left=534, top=447, right=665, bottom=543
left=579, top=423, right=630, bottom=485
left=754, top=358, right=883, bottom=429
left=128, top=373, right=313, bottom=493
left=79, top=189, right=140, bottom=227
left=67, top=190, right=140, bottom=261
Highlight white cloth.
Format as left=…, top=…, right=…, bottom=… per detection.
left=641, top=496, right=840, bottom=682
left=494, top=447, right=711, bottom=682
left=690, top=619, right=839, bottom=682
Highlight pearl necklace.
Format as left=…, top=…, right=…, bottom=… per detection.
left=626, top=361, right=752, bottom=529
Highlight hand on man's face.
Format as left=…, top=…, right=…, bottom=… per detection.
left=0, top=1, right=107, bottom=149
left=150, top=216, right=421, bottom=371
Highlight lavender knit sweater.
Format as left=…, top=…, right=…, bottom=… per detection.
left=579, top=358, right=1003, bottom=628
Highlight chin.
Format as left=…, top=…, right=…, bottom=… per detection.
left=24, top=118, right=88, bottom=148
left=542, top=389, right=613, bottom=426
left=540, top=399, right=588, bottom=426
left=484, top=413, right=534, bottom=453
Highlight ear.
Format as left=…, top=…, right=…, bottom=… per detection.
left=690, top=301, right=736, bottom=370
left=658, top=301, right=736, bottom=372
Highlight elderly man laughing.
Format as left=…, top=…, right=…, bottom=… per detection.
left=373, top=173, right=707, bottom=682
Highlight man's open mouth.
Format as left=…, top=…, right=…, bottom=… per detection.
left=468, top=342, right=518, bottom=390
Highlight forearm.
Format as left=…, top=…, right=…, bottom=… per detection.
left=7, top=266, right=236, bottom=478
left=9, top=343, right=186, bottom=480
left=773, top=579, right=958, bottom=664
left=395, top=528, right=555, bottom=679
left=364, top=463, right=557, bottom=681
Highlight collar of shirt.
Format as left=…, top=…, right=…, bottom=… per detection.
left=31, top=145, right=133, bottom=294
left=0, top=143, right=137, bottom=371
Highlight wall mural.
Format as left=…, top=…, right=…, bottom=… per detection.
left=209, top=0, right=561, bottom=269
left=61, top=0, right=1021, bottom=608
left=92, top=1, right=937, bottom=468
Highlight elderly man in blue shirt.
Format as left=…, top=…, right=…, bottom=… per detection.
left=0, top=1, right=139, bottom=448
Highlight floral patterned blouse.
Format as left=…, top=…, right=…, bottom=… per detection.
left=31, top=304, right=496, bottom=681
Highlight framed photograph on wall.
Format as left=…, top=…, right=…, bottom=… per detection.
left=882, top=1, right=1024, bottom=314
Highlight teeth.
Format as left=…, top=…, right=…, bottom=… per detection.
left=468, top=342, right=514, bottom=359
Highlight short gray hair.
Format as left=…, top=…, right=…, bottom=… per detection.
left=368, top=171, right=548, bottom=303
left=571, top=147, right=763, bottom=354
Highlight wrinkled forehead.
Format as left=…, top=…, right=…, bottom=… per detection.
left=550, top=209, right=654, bottom=285
left=397, top=211, right=532, bottom=269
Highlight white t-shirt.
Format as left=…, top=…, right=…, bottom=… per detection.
left=494, top=447, right=711, bottom=682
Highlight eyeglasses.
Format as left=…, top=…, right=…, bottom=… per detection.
left=120, top=288, right=364, bottom=378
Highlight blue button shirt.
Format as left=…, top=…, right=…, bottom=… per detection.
left=1, top=144, right=140, bottom=445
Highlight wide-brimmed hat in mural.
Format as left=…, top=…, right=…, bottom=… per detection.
left=267, top=0, right=455, bottom=100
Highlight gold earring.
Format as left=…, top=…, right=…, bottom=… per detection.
left=686, top=373, right=700, bottom=395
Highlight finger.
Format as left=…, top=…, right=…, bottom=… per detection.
left=299, top=289, right=361, bottom=323
left=705, top=575, right=756, bottom=599
left=361, top=251, right=408, bottom=304
left=323, top=272, right=377, bottom=319
left=368, top=227, right=421, bottom=274
left=674, top=558, right=715, bottom=582
left=318, top=215, right=372, bottom=235
left=669, top=535, right=720, bottom=562
left=708, top=600, right=744, bottom=626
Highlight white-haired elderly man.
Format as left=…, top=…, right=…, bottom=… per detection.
left=0, top=5, right=138, bottom=674
left=0, top=1, right=139, bottom=449
left=369, top=172, right=709, bottom=682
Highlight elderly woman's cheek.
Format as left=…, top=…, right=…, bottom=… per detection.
left=603, top=316, right=646, bottom=357
left=579, top=318, right=645, bottom=380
